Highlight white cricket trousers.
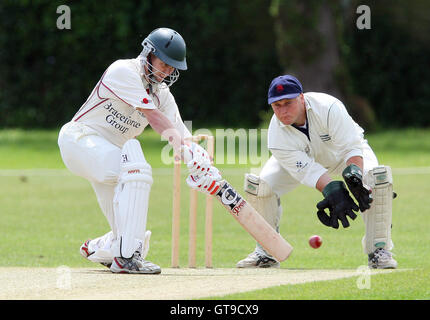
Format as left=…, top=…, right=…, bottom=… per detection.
left=261, top=142, right=379, bottom=196
left=258, top=142, right=393, bottom=255
left=57, top=121, right=122, bottom=232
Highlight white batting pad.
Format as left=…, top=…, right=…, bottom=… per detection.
left=362, top=165, right=394, bottom=254
left=244, top=173, right=282, bottom=256
left=141, top=230, right=152, bottom=259
left=244, top=173, right=282, bottom=230
left=113, top=139, right=153, bottom=258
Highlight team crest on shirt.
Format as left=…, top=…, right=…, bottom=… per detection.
left=296, top=160, right=308, bottom=172
left=319, top=134, right=331, bottom=142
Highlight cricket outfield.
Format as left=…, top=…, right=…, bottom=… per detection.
left=0, top=129, right=429, bottom=300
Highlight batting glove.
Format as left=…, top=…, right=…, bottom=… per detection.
left=181, top=142, right=211, bottom=176
left=186, top=166, right=222, bottom=196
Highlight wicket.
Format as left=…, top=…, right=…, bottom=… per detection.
left=171, top=134, right=215, bottom=268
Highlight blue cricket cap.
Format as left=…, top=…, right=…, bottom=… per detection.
left=268, top=75, right=303, bottom=104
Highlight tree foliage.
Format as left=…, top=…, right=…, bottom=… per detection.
left=0, top=0, right=429, bottom=129
left=344, top=0, right=430, bottom=128
left=0, top=0, right=280, bottom=128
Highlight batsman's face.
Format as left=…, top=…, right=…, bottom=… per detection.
left=271, top=94, right=306, bottom=126
left=148, top=55, right=175, bottom=82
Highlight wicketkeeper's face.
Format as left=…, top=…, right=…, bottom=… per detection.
left=271, top=94, right=306, bottom=126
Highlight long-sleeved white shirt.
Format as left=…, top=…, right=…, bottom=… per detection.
left=72, top=58, right=191, bottom=147
left=268, top=92, right=365, bottom=188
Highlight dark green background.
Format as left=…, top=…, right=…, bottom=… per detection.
left=1, top=0, right=429, bottom=130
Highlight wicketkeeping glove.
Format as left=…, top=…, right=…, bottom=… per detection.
left=342, top=164, right=372, bottom=212
left=316, top=181, right=359, bottom=229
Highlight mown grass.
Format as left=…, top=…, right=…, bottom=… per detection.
left=1, top=127, right=429, bottom=299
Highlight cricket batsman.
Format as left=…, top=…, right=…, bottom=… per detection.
left=58, top=28, right=221, bottom=274
left=238, top=75, right=397, bottom=269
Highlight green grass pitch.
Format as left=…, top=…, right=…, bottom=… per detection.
left=0, top=128, right=429, bottom=299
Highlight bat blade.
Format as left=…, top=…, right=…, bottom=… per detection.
left=213, top=180, right=293, bottom=262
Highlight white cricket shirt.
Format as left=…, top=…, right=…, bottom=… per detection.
left=268, top=92, right=365, bottom=188
left=72, top=58, right=190, bottom=147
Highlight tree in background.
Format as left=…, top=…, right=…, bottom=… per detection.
left=0, top=0, right=429, bottom=130
left=344, top=0, right=430, bottom=128
left=268, top=0, right=376, bottom=130
left=269, top=0, right=430, bottom=130
left=0, top=0, right=280, bottom=129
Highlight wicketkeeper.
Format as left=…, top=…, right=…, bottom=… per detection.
left=238, top=75, right=397, bottom=269
left=58, top=28, right=221, bottom=274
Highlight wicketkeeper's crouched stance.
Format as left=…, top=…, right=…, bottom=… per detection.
left=58, top=28, right=221, bottom=274
left=238, top=75, right=397, bottom=269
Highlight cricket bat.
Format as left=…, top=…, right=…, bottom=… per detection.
left=213, top=180, right=293, bottom=262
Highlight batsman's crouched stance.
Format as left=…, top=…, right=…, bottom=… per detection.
left=58, top=28, right=217, bottom=274
left=237, top=74, right=397, bottom=269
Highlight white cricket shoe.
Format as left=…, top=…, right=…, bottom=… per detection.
left=110, top=253, right=161, bottom=274
left=368, top=248, right=398, bottom=269
left=236, top=251, right=280, bottom=268
left=80, top=239, right=92, bottom=258
left=79, top=239, right=111, bottom=268
left=80, top=231, right=153, bottom=270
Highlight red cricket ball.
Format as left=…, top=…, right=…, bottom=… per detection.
left=309, top=235, right=322, bottom=249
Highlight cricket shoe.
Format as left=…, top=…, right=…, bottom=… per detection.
left=236, top=251, right=280, bottom=268
left=368, top=248, right=398, bottom=269
left=79, top=239, right=112, bottom=268
left=110, top=252, right=161, bottom=274
left=80, top=239, right=93, bottom=258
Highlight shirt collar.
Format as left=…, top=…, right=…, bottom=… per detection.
left=304, top=95, right=312, bottom=111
